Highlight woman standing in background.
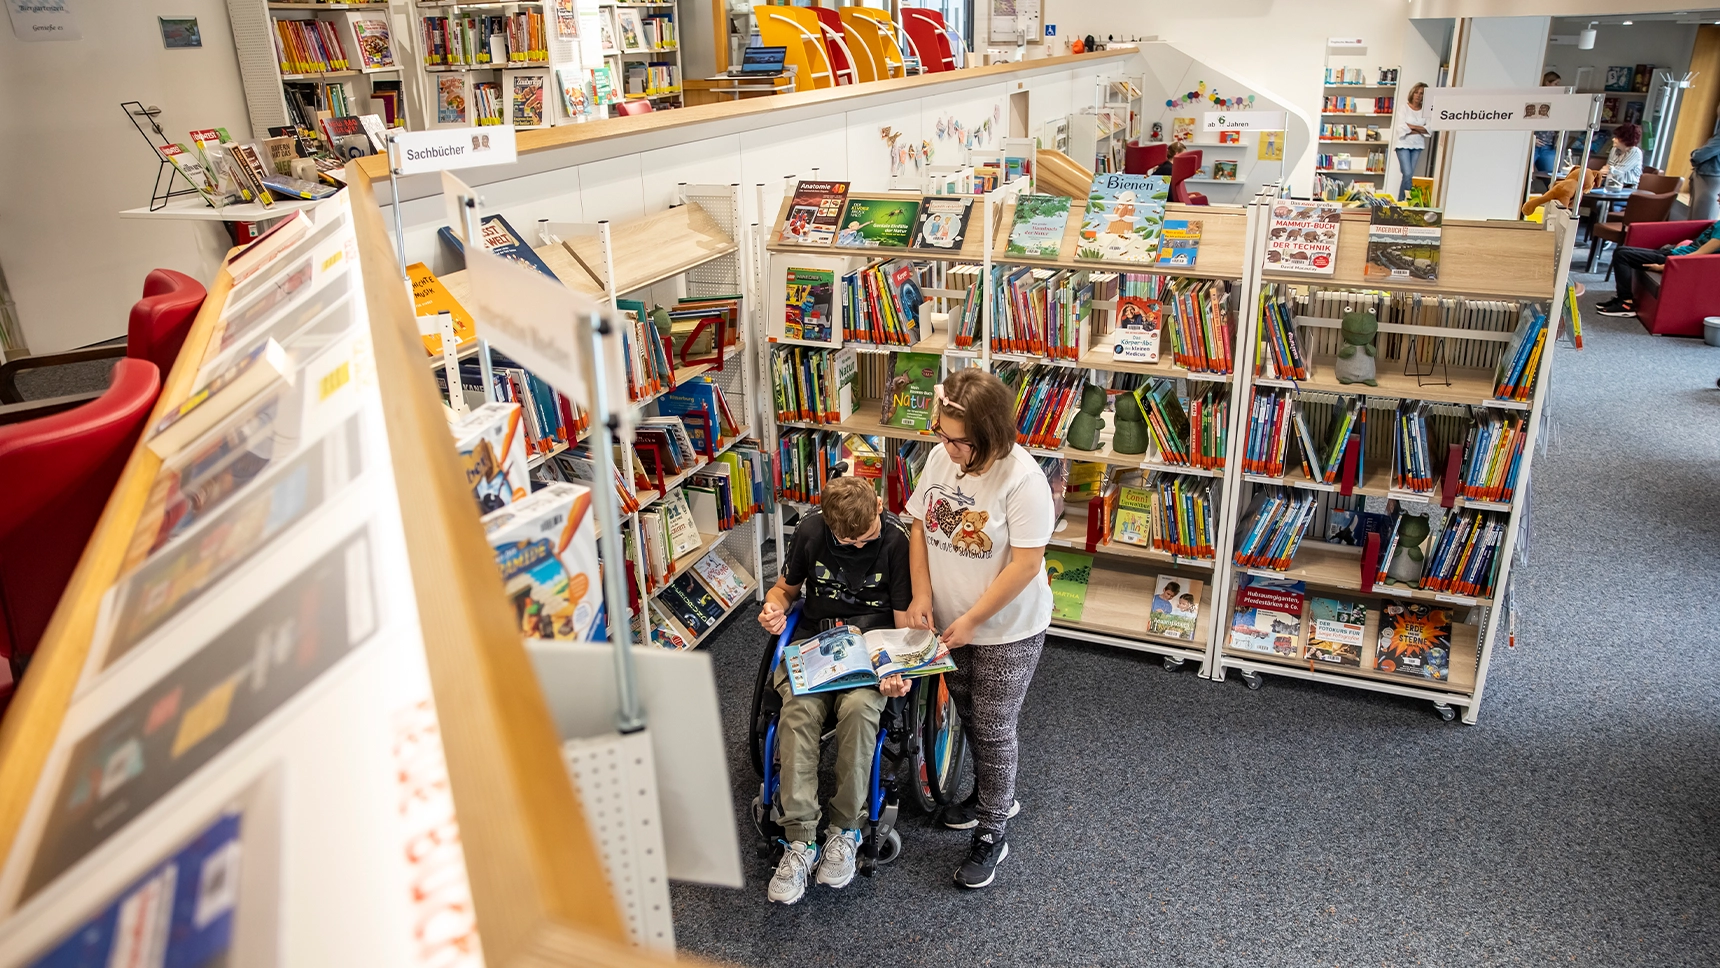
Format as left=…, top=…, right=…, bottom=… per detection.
left=1395, top=82, right=1430, bottom=200
left=1688, top=102, right=1720, bottom=222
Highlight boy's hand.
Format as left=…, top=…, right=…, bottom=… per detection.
left=759, top=602, right=787, bottom=635
left=940, top=614, right=977, bottom=650
left=878, top=674, right=910, bottom=698
left=906, top=597, right=936, bottom=632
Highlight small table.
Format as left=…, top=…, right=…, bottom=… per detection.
left=1580, top=187, right=1637, bottom=272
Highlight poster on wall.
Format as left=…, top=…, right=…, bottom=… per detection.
left=1258, top=130, right=1284, bottom=161
left=6, top=0, right=80, bottom=40
left=987, top=0, right=1042, bottom=44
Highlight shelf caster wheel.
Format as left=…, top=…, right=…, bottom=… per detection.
left=1239, top=670, right=1264, bottom=691
left=1434, top=702, right=1457, bottom=723
left=1163, top=656, right=1186, bottom=672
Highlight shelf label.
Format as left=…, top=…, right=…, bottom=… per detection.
left=1203, top=111, right=1287, bottom=132
left=465, top=245, right=597, bottom=408
left=1423, top=91, right=1600, bottom=131
left=391, top=126, right=517, bottom=175
left=1327, top=37, right=1365, bottom=48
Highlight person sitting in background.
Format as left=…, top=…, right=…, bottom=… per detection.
left=1595, top=217, right=1720, bottom=318
left=1599, top=123, right=1643, bottom=190
left=1688, top=102, right=1720, bottom=223
left=1153, top=141, right=1186, bottom=177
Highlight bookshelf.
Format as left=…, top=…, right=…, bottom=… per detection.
left=429, top=185, right=763, bottom=650
left=1318, top=64, right=1399, bottom=188
left=599, top=0, right=685, bottom=108
left=759, top=179, right=1574, bottom=722
left=228, top=0, right=418, bottom=132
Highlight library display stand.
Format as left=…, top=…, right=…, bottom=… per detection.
left=0, top=187, right=679, bottom=963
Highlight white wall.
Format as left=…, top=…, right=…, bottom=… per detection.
left=1542, top=19, right=1699, bottom=92
left=0, top=1, right=251, bottom=354
left=1441, top=16, right=1552, bottom=220
left=979, top=1, right=1417, bottom=188
left=1397, top=19, right=1454, bottom=195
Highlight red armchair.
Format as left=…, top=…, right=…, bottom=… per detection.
left=0, top=269, right=203, bottom=409
left=0, top=358, right=161, bottom=708
left=1170, top=150, right=1208, bottom=205
left=811, top=8, right=858, bottom=85
left=1124, top=141, right=1168, bottom=176
left=1622, top=220, right=1720, bottom=337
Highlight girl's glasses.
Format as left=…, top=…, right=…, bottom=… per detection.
left=931, top=419, right=972, bottom=449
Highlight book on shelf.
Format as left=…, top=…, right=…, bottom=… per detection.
left=146, top=339, right=292, bottom=459
left=1231, top=487, right=1316, bottom=570
left=911, top=196, right=973, bottom=251
left=483, top=481, right=603, bottom=642
left=658, top=375, right=741, bottom=452
left=693, top=547, right=752, bottom=609
left=1042, top=550, right=1093, bottom=622
left=349, top=13, right=395, bottom=68
left=1211, top=160, right=1238, bottom=181
left=273, top=17, right=349, bottom=74
left=1265, top=201, right=1340, bottom=275
left=1077, top=173, right=1170, bottom=264
left=1365, top=204, right=1442, bottom=282
left=1253, top=290, right=1308, bottom=380
left=448, top=401, right=531, bottom=515
left=783, top=626, right=957, bottom=696
left=835, top=197, right=920, bottom=248
left=1097, top=281, right=1162, bottom=363
left=226, top=209, right=310, bottom=284
left=557, top=67, right=599, bottom=121
left=1458, top=411, right=1526, bottom=502
left=780, top=180, right=851, bottom=246
left=1417, top=509, right=1505, bottom=598
left=771, top=345, right=857, bottom=425
left=1390, top=400, right=1433, bottom=492
left=880, top=351, right=939, bottom=431
left=437, top=74, right=469, bottom=124
left=1005, top=194, right=1073, bottom=258
left=438, top=214, right=557, bottom=279
left=1604, top=65, right=1632, bottom=92
left=784, top=266, right=837, bottom=342
left=615, top=7, right=644, bottom=49
left=991, top=265, right=1092, bottom=360
left=1157, top=219, right=1201, bottom=268
left=509, top=69, right=549, bottom=126
left=842, top=259, right=924, bottom=345
left=1306, top=595, right=1366, bottom=666
left=1493, top=307, right=1548, bottom=403
left=1375, top=600, right=1451, bottom=680
left=1148, top=575, right=1202, bottom=640
left=1227, top=575, right=1305, bottom=658
left=408, top=262, right=477, bottom=356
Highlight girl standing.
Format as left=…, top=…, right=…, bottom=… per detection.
left=906, top=369, right=1053, bottom=889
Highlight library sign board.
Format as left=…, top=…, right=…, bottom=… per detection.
left=1422, top=91, right=1601, bottom=131
left=392, top=126, right=519, bottom=175
left=1203, top=111, right=1287, bottom=132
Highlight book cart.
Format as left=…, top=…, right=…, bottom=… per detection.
left=431, top=185, right=768, bottom=650
left=1217, top=205, right=1575, bottom=723
left=759, top=182, right=1265, bottom=674
left=0, top=184, right=668, bottom=963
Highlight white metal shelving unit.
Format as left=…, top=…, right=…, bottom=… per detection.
left=227, top=0, right=421, bottom=132
left=599, top=0, right=684, bottom=108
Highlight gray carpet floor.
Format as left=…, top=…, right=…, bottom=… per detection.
left=670, top=257, right=1720, bottom=966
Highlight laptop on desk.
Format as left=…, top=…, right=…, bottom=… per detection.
left=724, top=46, right=787, bottom=77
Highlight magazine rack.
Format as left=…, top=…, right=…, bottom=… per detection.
left=122, top=101, right=208, bottom=212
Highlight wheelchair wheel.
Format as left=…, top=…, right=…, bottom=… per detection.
left=748, top=635, right=781, bottom=780
left=910, top=673, right=971, bottom=811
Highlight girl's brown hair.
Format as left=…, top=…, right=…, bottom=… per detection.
left=938, top=368, right=1017, bottom=474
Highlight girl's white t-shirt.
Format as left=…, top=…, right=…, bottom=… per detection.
left=906, top=443, right=1054, bottom=645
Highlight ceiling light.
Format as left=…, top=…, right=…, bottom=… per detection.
left=1579, top=22, right=1597, bottom=48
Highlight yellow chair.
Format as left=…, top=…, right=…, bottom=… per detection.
left=753, top=5, right=838, bottom=90
left=838, top=7, right=907, bottom=82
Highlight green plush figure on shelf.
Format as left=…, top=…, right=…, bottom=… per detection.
left=1066, top=384, right=1108, bottom=451
left=1334, top=309, right=1378, bottom=387
left=1111, top=388, right=1149, bottom=455
left=1385, top=514, right=1432, bottom=587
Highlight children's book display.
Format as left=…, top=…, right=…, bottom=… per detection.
left=1043, top=550, right=1094, bottom=622
left=1375, top=600, right=1451, bottom=680
left=1157, top=219, right=1201, bottom=268
left=1365, top=205, right=1442, bottom=282
left=1077, top=173, right=1169, bottom=263
left=835, top=197, right=920, bottom=248
left=1005, top=194, right=1073, bottom=258
left=1264, top=201, right=1340, bottom=275
left=783, top=266, right=836, bottom=341
left=1148, top=575, right=1202, bottom=640
left=1305, top=595, right=1366, bottom=666
left=483, top=481, right=604, bottom=642
left=912, top=196, right=974, bottom=251
left=780, top=181, right=851, bottom=246
left=1227, top=575, right=1305, bottom=657
left=782, top=626, right=957, bottom=695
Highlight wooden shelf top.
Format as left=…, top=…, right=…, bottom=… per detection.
left=1259, top=356, right=1527, bottom=410
left=1052, top=555, right=1214, bottom=651
left=1051, top=504, right=1216, bottom=571
left=992, top=200, right=1250, bottom=281
left=1261, top=209, right=1561, bottom=301
left=1245, top=539, right=1494, bottom=609
left=1223, top=602, right=1479, bottom=695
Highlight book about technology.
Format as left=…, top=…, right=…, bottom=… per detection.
left=22, top=529, right=378, bottom=902
left=779, top=180, right=850, bottom=246
left=910, top=196, right=973, bottom=251
left=484, top=481, right=604, bottom=642
left=1156, top=219, right=1202, bottom=268
left=784, top=266, right=835, bottom=341
left=1148, top=574, right=1202, bottom=641
left=834, top=197, right=920, bottom=248
left=1005, top=194, right=1073, bottom=258
left=1043, top=550, right=1094, bottom=622
left=1226, top=574, right=1306, bottom=657
left=449, top=401, right=531, bottom=514
left=1306, top=595, right=1366, bottom=666
left=1365, top=204, right=1442, bottom=282
left=1078, top=173, right=1169, bottom=263
left=783, top=626, right=957, bottom=696
left=1265, top=201, right=1341, bottom=275
left=1375, top=600, right=1451, bottom=680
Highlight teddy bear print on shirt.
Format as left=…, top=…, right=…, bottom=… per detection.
left=950, top=509, right=992, bottom=555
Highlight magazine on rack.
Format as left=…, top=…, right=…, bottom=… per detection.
left=783, top=625, right=957, bottom=696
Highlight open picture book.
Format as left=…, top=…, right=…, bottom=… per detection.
left=783, top=626, right=957, bottom=696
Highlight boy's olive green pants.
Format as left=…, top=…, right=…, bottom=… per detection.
left=772, top=667, right=886, bottom=845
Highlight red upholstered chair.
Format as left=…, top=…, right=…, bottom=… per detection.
left=901, top=8, right=956, bottom=73
left=0, top=358, right=161, bottom=707
left=0, top=269, right=203, bottom=408
left=1124, top=141, right=1168, bottom=175
left=616, top=100, right=654, bottom=116
left=1622, top=220, right=1720, bottom=338
left=813, top=7, right=858, bottom=84
left=1169, top=150, right=1202, bottom=204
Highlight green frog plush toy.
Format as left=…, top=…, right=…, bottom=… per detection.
left=1066, top=384, right=1108, bottom=451
left=1385, top=514, right=1431, bottom=587
left=1111, top=388, right=1149, bottom=455
left=1334, top=309, right=1378, bottom=387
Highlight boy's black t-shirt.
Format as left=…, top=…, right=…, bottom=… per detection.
left=783, top=510, right=913, bottom=630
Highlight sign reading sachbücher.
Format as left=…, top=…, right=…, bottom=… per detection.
left=392, top=126, right=518, bottom=175
left=1422, top=91, right=1600, bottom=131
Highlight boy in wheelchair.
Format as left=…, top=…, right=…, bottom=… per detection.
left=757, top=475, right=915, bottom=905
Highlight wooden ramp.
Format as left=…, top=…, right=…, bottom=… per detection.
left=1036, top=148, right=1093, bottom=199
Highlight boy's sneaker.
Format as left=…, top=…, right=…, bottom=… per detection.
left=767, top=840, right=818, bottom=904
left=816, top=829, right=861, bottom=888
left=1596, top=300, right=1636, bottom=317
left=941, top=797, right=1020, bottom=830
left=954, top=830, right=1009, bottom=889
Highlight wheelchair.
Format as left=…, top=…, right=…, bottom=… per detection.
left=748, top=602, right=970, bottom=876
